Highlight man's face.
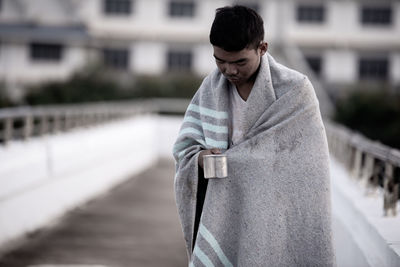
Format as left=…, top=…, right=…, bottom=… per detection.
left=213, top=43, right=267, bottom=87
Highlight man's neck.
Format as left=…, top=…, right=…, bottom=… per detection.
left=236, top=83, right=253, bottom=101
left=235, top=65, right=260, bottom=101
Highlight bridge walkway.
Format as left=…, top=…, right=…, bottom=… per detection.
left=0, top=160, right=187, bottom=267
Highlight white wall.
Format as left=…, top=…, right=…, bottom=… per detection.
left=390, top=53, right=400, bottom=85
left=263, top=0, right=280, bottom=43
left=23, top=46, right=87, bottom=82
left=87, top=0, right=220, bottom=42
left=324, top=50, right=400, bottom=85
left=325, top=49, right=357, bottom=84
left=0, top=0, right=24, bottom=23
left=0, top=42, right=87, bottom=84
left=286, top=0, right=331, bottom=47
left=133, top=42, right=166, bottom=74
left=1, top=0, right=400, bottom=85
left=286, top=0, right=400, bottom=49
left=193, top=44, right=215, bottom=76
left=0, top=0, right=83, bottom=25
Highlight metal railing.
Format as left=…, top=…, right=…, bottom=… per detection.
left=0, top=99, right=189, bottom=145
left=326, top=121, right=400, bottom=216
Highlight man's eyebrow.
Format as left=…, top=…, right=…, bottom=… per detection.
left=213, top=55, right=247, bottom=64
left=213, top=55, right=224, bottom=61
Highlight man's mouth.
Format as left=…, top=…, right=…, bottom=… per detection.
left=227, top=76, right=239, bottom=81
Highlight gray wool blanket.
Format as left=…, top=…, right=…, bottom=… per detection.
left=173, top=53, right=335, bottom=266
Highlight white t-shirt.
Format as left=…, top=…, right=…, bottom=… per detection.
left=229, top=83, right=247, bottom=146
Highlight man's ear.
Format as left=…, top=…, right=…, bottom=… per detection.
left=259, top=42, right=268, bottom=56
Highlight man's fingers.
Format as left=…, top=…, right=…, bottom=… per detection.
left=210, top=148, right=222, bottom=154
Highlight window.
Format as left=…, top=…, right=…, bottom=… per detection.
left=167, top=50, right=192, bottom=72
left=359, top=57, right=388, bottom=80
left=361, top=6, right=392, bottom=25
left=30, top=43, right=63, bottom=61
left=103, top=0, right=132, bottom=15
left=169, top=1, right=196, bottom=18
left=305, top=56, right=322, bottom=76
left=103, top=48, right=129, bottom=70
left=297, top=5, right=325, bottom=23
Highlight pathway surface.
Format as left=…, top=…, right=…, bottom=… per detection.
left=0, top=160, right=187, bottom=267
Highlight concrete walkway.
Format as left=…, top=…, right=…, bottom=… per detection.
left=0, top=160, right=187, bottom=267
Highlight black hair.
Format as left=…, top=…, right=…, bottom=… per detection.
left=209, top=5, right=264, bottom=52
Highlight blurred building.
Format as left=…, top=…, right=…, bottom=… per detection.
left=0, top=0, right=399, bottom=99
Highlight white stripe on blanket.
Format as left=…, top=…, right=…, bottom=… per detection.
left=205, top=138, right=228, bottom=149
left=180, top=127, right=203, bottom=137
left=199, top=223, right=233, bottom=267
left=183, top=116, right=228, bottom=134
left=192, top=245, right=214, bottom=267
left=188, top=104, right=228, bottom=119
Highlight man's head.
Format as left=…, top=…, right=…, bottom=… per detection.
left=210, top=5, right=264, bottom=52
left=209, top=5, right=267, bottom=88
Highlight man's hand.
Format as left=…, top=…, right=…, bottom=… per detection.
left=198, top=148, right=222, bottom=169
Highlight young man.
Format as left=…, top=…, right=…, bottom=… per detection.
left=173, top=5, right=335, bottom=266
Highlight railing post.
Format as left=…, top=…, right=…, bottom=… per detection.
left=65, top=112, right=72, bottom=131
left=80, top=113, right=86, bottom=127
left=352, top=148, right=362, bottom=179
left=83, top=112, right=90, bottom=127
left=4, top=117, right=13, bottom=145
left=383, top=163, right=398, bottom=216
left=74, top=112, right=80, bottom=128
left=345, top=144, right=354, bottom=171
left=53, top=115, right=61, bottom=133
left=23, top=115, right=33, bottom=140
left=339, top=139, right=347, bottom=165
left=78, top=111, right=85, bottom=128
left=40, top=116, right=48, bottom=136
left=362, top=154, right=375, bottom=193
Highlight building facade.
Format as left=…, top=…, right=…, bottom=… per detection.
left=0, top=0, right=399, bottom=98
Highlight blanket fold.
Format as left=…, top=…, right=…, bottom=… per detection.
left=173, top=53, right=335, bottom=266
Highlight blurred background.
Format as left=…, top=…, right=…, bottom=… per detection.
left=0, top=0, right=399, bottom=266
left=0, top=0, right=399, bottom=148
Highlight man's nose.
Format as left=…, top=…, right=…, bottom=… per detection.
left=225, top=64, right=238, bottom=75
